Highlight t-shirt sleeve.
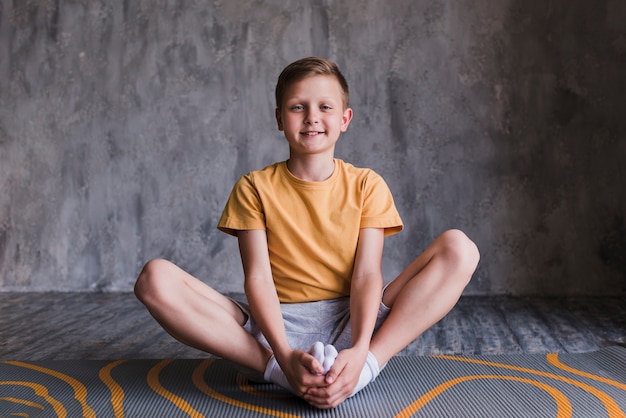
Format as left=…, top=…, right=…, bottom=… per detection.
left=361, top=172, right=404, bottom=236
left=217, top=174, right=266, bottom=236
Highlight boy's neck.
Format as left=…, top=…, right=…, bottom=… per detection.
left=286, top=156, right=336, bottom=182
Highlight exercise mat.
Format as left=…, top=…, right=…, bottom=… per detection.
left=1, top=346, right=625, bottom=417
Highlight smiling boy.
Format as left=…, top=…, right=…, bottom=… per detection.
left=134, top=57, right=480, bottom=409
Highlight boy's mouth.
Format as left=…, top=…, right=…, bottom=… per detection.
left=302, top=131, right=324, bottom=136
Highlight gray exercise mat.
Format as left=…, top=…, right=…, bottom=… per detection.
left=1, top=346, right=625, bottom=417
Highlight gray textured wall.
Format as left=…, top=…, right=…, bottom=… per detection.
left=1, top=1, right=625, bottom=295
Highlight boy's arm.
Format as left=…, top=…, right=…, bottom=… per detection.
left=237, top=230, right=325, bottom=393
left=306, top=227, right=384, bottom=407
left=348, top=228, right=385, bottom=353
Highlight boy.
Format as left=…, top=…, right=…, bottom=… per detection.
left=134, top=57, right=479, bottom=409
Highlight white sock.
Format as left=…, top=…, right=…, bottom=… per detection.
left=308, top=341, right=338, bottom=374
left=349, top=351, right=380, bottom=397
left=263, top=355, right=295, bottom=393
left=323, top=344, right=338, bottom=373
left=309, top=341, right=325, bottom=373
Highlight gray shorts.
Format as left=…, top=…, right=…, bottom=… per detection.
left=231, top=293, right=391, bottom=353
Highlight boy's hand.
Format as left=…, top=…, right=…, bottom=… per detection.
left=303, top=348, right=367, bottom=409
left=279, top=350, right=327, bottom=397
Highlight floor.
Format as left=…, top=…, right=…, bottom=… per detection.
left=0, top=293, right=624, bottom=360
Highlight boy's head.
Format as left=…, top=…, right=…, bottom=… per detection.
left=275, top=57, right=350, bottom=110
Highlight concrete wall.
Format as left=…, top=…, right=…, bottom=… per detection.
left=1, top=0, right=624, bottom=295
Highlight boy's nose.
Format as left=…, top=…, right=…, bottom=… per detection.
left=304, top=109, right=320, bottom=124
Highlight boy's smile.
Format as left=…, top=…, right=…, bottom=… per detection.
left=302, top=131, right=324, bottom=137
left=276, top=75, right=353, bottom=159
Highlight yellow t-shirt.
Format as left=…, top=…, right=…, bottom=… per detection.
left=217, top=159, right=403, bottom=303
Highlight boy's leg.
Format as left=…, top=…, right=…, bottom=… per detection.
left=369, top=229, right=480, bottom=365
left=134, top=258, right=272, bottom=373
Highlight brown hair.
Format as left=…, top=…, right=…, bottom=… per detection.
left=275, top=57, right=350, bottom=109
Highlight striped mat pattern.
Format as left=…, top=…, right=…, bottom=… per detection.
left=1, top=346, right=625, bottom=417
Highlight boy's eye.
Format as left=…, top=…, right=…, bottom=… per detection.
left=291, top=105, right=304, bottom=111
left=321, top=105, right=332, bottom=110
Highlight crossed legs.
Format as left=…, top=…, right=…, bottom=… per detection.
left=134, top=228, right=479, bottom=390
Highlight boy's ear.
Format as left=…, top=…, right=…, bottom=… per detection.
left=275, top=108, right=284, bottom=131
left=340, top=107, right=353, bottom=132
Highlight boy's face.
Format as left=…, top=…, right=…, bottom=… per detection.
left=276, top=75, right=352, bottom=158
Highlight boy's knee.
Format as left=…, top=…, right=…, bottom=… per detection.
left=439, top=229, right=480, bottom=275
left=134, top=258, right=171, bottom=302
